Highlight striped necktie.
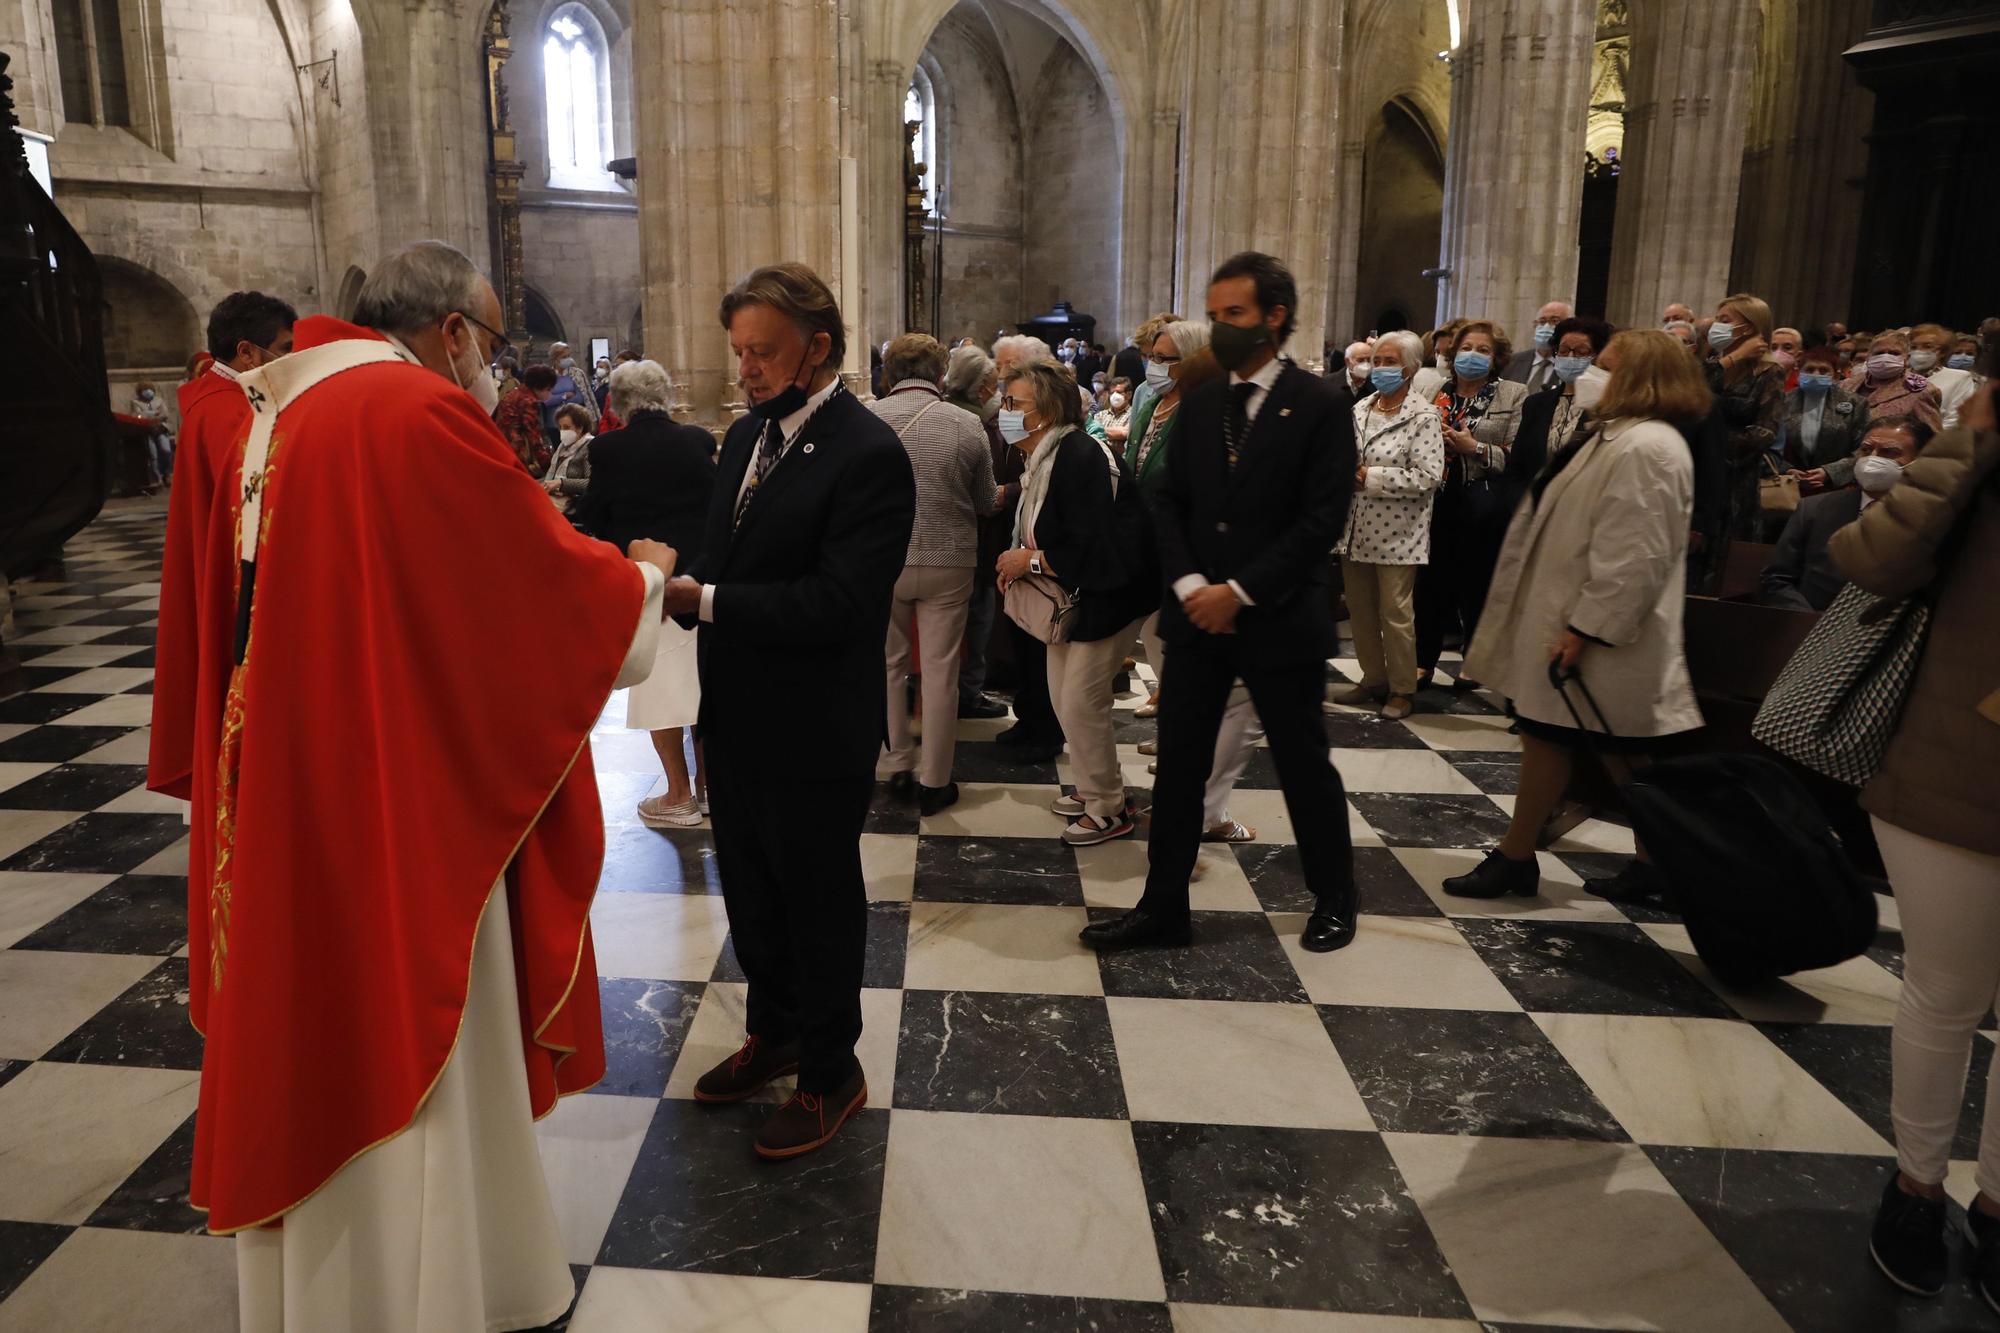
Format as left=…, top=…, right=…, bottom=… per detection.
left=734, top=421, right=782, bottom=526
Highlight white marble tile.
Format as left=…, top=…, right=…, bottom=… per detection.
left=533, top=1092, right=660, bottom=1266
left=0, top=724, right=26, bottom=746
left=34, top=668, right=155, bottom=695
left=1384, top=1132, right=1790, bottom=1332
left=12, top=608, right=97, bottom=626
left=919, top=781, right=1067, bottom=838
left=0, top=872, right=119, bottom=948
left=1638, top=921, right=1903, bottom=1026
left=1171, top=1309, right=1484, bottom=1333
left=0, top=949, right=159, bottom=1059
left=1391, top=846, right=1627, bottom=923
left=1546, top=815, right=1638, bottom=855
left=903, top=901, right=1103, bottom=996
left=586, top=728, right=659, bottom=775
left=0, top=1227, right=237, bottom=1333
left=660, top=983, right=900, bottom=1106
left=132, top=835, right=190, bottom=875
left=1107, top=997, right=1372, bottom=1130
left=1873, top=890, right=1900, bottom=932
left=0, top=810, right=78, bottom=862
left=1534, top=1012, right=1892, bottom=1154
left=1328, top=747, right=1482, bottom=794
left=19, top=645, right=139, bottom=668
left=71, top=729, right=154, bottom=765
left=860, top=831, right=916, bottom=902
left=9, top=594, right=86, bottom=610
left=105, top=581, right=162, bottom=596
left=875, top=1109, right=1164, bottom=1300
left=92, top=783, right=185, bottom=815
left=588, top=892, right=730, bottom=982
left=568, top=1267, right=872, bottom=1333
left=8, top=625, right=118, bottom=646
left=47, top=694, right=154, bottom=728
left=0, top=1062, right=201, bottom=1223
left=0, top=762, right=54, bottom=796
left=1398, top=712, right=1521, bottom=752
left=1074, top=837, right=1260, bottom=912
left=1274, top=913, right=1520, bottom=1011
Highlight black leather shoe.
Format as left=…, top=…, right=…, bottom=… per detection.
left=1300, top=909, right=1356, bottom=953
left=886, top=771, right=917, bottom=800
left=1969, top=1202, right=2000, bottom=1314
left=1583, top=860, right=1666, bottom=905
left=918, top=782, right=960, bottom=816
left=1869, top=1171, right=1947, bottom=1296
left=958, top=694, right=1010, bottom=719
left=1443, top=848, right=1541, bottom=899
left=1079, top=907, right=1192, bottom=952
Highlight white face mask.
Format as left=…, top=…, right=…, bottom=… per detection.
left=1572, top=364, right=1610, bottom=410
left=1908, top=349, right=1939, bottom=374
left=1435, top=353, right=1451, bottom=372
left=1853, top=454, right=1904, bottom=495
left=558, top=428, right=579, bottom=448
left=1108, top=392, right=1126, bottom=410
left=447, top=321, right=500, bottom=416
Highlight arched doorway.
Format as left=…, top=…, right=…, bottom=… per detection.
left=523, top=286, right=565, bottom=359
left=97, top=257, right=200, bottom=370
left=335, top=266, right=367, bottom=321
left=1354, top=97, right=1445, bottom=338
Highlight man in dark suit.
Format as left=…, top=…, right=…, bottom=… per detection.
left=658, top=263, right=915, bottom=1159
left=1760, top=415, right=1933, bottom=611
left=1113, top=337, right=1145, bottom=394
left=1502, top=300, right=1573, bottom=391
left=1082, top=252, right=1360, bottom=955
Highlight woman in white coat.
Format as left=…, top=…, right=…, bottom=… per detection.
left=1443, top=329, right=1712, bottom=900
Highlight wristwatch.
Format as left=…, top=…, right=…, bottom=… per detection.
left=1028, top=553, right=1043, bottom=576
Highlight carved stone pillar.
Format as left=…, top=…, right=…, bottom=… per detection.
left=1435, top=0, right=1597, bottom=337
left=483, top=1, right=527, bottom=343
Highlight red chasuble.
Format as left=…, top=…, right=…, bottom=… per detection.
left=186, top=316, right=643, bottom=1233
left=149, top=364, right=254, bottom=801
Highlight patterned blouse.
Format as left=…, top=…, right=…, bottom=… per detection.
left=495, top=386, right=550, bottom=477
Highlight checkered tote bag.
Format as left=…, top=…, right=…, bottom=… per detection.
left=1751, top=581, right=1930, bottom=787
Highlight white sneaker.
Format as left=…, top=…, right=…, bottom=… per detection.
left=638, top=795, right=703, bottom=828
left=1050, top=792, right=1086, bottom=818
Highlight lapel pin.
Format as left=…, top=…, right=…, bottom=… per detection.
left=802, top=443, right=815, bottom=455
left=1279, top=407, right=1291, bottom=418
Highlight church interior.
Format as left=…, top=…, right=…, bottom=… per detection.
left=2, top=0, right=1999, bottom=1329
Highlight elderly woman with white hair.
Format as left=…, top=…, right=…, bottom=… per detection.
left=1332, top=329, right=1445, bottom=720
left=572, top=359, right=719, bottom=825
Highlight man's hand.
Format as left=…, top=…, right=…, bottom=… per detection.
left=628, top=539, right=678, bottom=583
left=1184, top=583, right=1242, bottom=635
left=660, top=576, right=703, bottom=617
left=1549, top=629, right=1587, bottom=672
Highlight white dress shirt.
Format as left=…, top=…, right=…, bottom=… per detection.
left=1171, top=353, right=1284, bottom=609
left=699, top=376, right=842, bottom=622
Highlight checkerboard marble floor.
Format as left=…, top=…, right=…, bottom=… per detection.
left=1, top=502, right=1995, bottom=1332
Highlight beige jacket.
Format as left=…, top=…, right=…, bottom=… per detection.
left=1830, top=425, right=2000, bottom=855
left=1465, top=417, right=1703, bottom=738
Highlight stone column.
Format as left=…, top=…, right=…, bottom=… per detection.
left=632, top=0, right=848, bottom=421
left=354, top=3, right=491, bottom=265
left=1323, top=137, right=1366, bottom=345
left=1176, top=0, right=1344, bottom=366
left=1435, top=0, right=1597, bottom=338
left=1603, top=0, right=1760, bottom=328
left=0, top=0, right=63, bottom=136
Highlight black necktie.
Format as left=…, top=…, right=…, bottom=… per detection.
left=1226, top=382, right=1256, bottom=470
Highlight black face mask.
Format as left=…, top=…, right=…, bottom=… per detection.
left=749, top=342, right=819, bottom=421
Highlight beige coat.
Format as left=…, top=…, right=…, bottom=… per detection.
left=1465, top=417, right=1703, bottom=738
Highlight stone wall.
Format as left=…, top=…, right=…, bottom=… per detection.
left=1021, top=41, right=1119, bottom=341
left=1353, top=104, right=1444, bottom=339
left=519, top=196, right=642, bottom=357
left=923, top=7, right=1022, bottom=344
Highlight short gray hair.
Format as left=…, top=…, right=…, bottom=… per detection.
left=992, top=333, right=1054, bottom=372
left=352, top=241, right=487, bottom=338
left=883, top=333, right=948, bottom=386
left=1161, top=319, right=1209, bottom=360
left=608, top=359, right=673, bottom=417
left=945, top=343, right=994, bottom=399
left=1375, top=330, right=1424, bottom=371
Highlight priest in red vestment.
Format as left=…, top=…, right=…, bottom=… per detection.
left=148, top=291, right=297, bottom=802
left=183, top=241, right=677, bottom=1333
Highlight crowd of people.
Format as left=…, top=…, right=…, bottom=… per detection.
left=137, top=238, right=1998, bottom=1328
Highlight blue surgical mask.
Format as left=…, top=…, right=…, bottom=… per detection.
left=1533, top=324, right=1555, bottom=349
left=1453, top=350, right=1492, bottom=380
left=1948, top=353, right=1976, bottom=371
left=997, top=409, right=1031, bottom=444
left=1144, top=360, right=1175, bottom=393
left=1552, top=355, right=1592, bottom=384
left=1369, top=366, right=1406, bottom=395
left=1707, top=321, right=1738, bottom=352
left=1798, top=372, right=1833, bottom=393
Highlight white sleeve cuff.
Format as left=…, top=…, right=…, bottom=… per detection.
left=1226, top=580, right=1254, bottom=606
left=614, top=563, right=667, bottom=689
left=1172, top=574, right=1209, bottom=604
left=699, top=583, right=717, bottom=623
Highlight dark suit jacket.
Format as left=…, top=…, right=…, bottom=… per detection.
left=1503, top=348, right=1557, bottom=390
left=683, top=388, right=917, bottom=779
left=1761, top=487, right=1864, bottom=611
left=1113, top=345, right=1145, bottom=391
left=1152, top=362, right=1357, bottom=665
left=570, top=411, right=717, bottom=562
left=1782, top=385, right=1871, bottom=481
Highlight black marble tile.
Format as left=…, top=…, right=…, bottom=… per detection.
left=950, top=740, right=1059, bottom=785
left=0, top=813, right=187, bottom=874
left=710, top=934, right=746, bottom=984
left=0, top=763, right=149, bottom=812
left=0, top=1059, right=24, bottom=1093
left=12, top=875, right=187, bottom=956
left=42, top=958, right=204, bottom=1070
left=0, top=1220, right=71, bottom=1305
left=1454, top=918, right=1736, bottom=1018
left=863, top=901, right=909, bottom=990
left=865, top=783, right=922, bottom=836
left=105, top=647, right=157, bottom=669
left=1092, top=910, right=1307, bottom=1004
left=1131, top=1121, right=1470, bottom=1316
left=0, top=726, right=133, bottom=764
left=68, top=609, right=160, bottom=627
left=1319, top=709, right=1430, bottom=750
left=598, top=824, right=722, bottom=894
left=1647, top=1145, right=1995, bottom=1333
left=595, top=1098, right=889, bottom=1280
left=913, top=835, right=1082, bottom=906
left=893, top=991, right=1125, bottom=1118
left=1238, top=844, right=1440, bottom=917
left=1348, top=793, right=1514, bottom=848
left=0, top=666, right=78, bottom=695
left=1758, top=1022, right=1991, bottom=1162
left=77, top=627, right=159, bottom=647
left=1550, top=851, right=1679, bottom=924
left=0, top=693, right=94, bottom=725
left=1445, top=752, right=1522, bottom=795
left=597, top=977, right=703, bottom=1098
left=1320, top=1005, right=1627, bottom=1142
left=84, top=1113, right=204, bottom=1234
left=122, top=681, right=153, bottom=696
left=1230, top=748, right=1284, bottom=790
left=867, top=1286, right=1172, bottom=1332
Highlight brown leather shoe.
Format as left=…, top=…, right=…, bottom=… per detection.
left=754, top=1070, right=867, bottom=1160
left=692, top=1034, right=801, bottom=1104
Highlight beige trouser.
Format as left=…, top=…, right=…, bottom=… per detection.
left=882, top=565, right=975, bottom=789
left=1343, top=560, right=1420, bottom=696
left=1048, top=619, right=1143, bottom=820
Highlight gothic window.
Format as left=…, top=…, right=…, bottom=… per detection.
left=905, top=68, right=937, bottom=213
left=53, top=0, right=131, bottom=127
left=544, top=5, right=611, bottom=188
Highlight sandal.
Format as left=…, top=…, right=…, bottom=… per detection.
left=1135, top=692, right=1161, bottom=718
left=1202, top=820, right=1256, bottom=843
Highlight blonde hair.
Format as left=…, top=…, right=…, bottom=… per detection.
left=1719, top=293, right=1774, bottom=344
left=1594, top=329, right=1714, bottom=428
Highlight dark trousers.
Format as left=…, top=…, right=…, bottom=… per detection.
left=960, top=578, right=997, bottom=704
left=1138, top=638, right=1355, bottom=922
left=1415, top=485, right=1505, bottom=673
left=705, top=739, right=871, bottom=1092
left=1006, top=620, right=1063, bottom=742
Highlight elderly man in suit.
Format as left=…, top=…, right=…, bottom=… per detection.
left=1082, top=252, right=1360, bottom=955
left=1503, top=299, right=1574, bottom=391
left=1762, top=415, right=1933, bottom=611
left=657, top=263, right=916, bottom=1159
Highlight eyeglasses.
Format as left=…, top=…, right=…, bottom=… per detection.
left=454, top=310, right=512, bottom=363
left=1000, top=395, right=1026, bottom=411
left=1146, top=353, right=1181, bottom=366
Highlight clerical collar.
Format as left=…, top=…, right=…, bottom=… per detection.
left=208, top=361, right=242, bottom=383
left=778, top=375, right=842, bottom=442
left=377, top=332, right=424, bottom=367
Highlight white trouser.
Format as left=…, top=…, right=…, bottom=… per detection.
left=1875, top=816, right=2000, bottom=1198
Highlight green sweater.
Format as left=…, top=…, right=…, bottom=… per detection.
left=1122, top=394, right=1180, bottom=492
